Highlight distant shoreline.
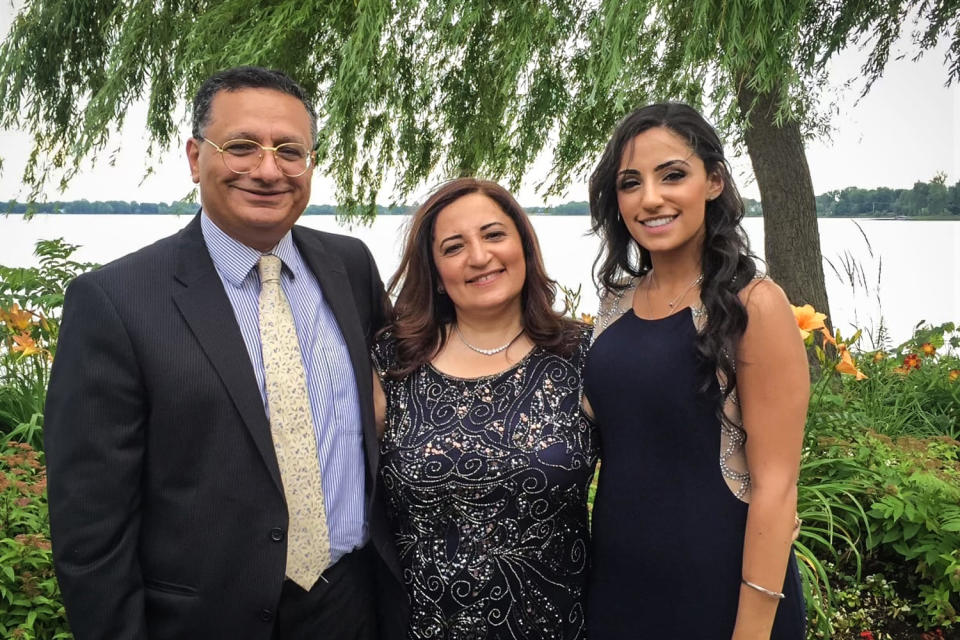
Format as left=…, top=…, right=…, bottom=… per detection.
left=6, top=177, right=957, bottom=218
left=3, top=212, right=958, bottom=220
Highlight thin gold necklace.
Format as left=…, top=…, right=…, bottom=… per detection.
left=648, top=271, right=704, bottom=309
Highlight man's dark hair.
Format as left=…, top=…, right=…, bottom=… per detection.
left=191, top=66, right=317, bottom=142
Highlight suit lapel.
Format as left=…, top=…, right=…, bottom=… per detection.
left=172, top=216, right=283, bottom=493
left=293, top=228, right=380, bottom=488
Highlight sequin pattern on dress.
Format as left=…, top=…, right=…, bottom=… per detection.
left=372, top=328, right=597, bottom=640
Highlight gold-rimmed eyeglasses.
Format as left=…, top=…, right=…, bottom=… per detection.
left=202, top=137, right=314, bottom=177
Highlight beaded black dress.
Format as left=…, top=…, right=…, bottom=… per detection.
left=584, top=300, right=806, bottom=639
left=372, top=328, right=597, bottom=640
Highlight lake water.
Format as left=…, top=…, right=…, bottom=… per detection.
left=1, top=214, right=957, bottom=347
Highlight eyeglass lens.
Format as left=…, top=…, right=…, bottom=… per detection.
left=220, top=140, right=311, bottom=176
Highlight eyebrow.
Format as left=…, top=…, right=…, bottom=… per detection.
left=438, top=221, right=506, bottom=246
left=618, top=158, right=691, bottom=176
left=225, top=131, right=305, bottom=145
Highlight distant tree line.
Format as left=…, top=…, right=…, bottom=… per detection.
left=4, top=199, right=200, bottom=214
left=3, top=199, right=589, bottom=216
left=5, top=177, right=959, bottom=217
left=813, top=175, right=960, bottom=217
left=1, top=200, right=412, bottom=216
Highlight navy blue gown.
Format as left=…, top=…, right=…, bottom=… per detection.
left=584, top=307, right=805, bottom=639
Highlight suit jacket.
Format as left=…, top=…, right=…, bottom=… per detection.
left=45, top=215, right=407, bottom=639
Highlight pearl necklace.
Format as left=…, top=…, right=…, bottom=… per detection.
left=455, top=325, right=525, bottom=356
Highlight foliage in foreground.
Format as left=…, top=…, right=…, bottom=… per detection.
left=0, top=240, right=87, bottom=637
left=0, top=440, right=69, bottom=639
left=0, top=239, right=96, bottom=447
left=0, top=244, right=958, bottom=638
left=793, top=306, right=960, bottom=638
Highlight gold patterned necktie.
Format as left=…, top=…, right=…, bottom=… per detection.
left=258, top=254, right=330, bottom=590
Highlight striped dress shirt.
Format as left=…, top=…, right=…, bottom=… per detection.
left=201, top=213, right=366, bottom=567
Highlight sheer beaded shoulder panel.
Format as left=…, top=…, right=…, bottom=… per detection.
left=593, top=279, right=638, bottom=342
left=592, top=278, right=751, bottom=502
left=690, top=298, right=751, bottom=502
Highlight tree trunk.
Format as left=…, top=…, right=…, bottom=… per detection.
left=736, top=83, right=831, bottom=323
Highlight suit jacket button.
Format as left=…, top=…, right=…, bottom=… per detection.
left=269, top=527, right=285, bottom=542
left=260, top=608, right=274, bottom=622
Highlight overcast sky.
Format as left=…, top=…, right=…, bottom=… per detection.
left=0, top=2, right=956, bottom=206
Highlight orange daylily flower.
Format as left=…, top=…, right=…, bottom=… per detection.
left=949, top=369, right=960, bottom=382
left=1, top=304, right=33, bottom=331
left=10, top=333, right=42, bottom=357
left=819, top=328, right=837, bottom=347
left=902, top=353, right=921, bottom=370
left=920, top=343, right=936, bottom=357
left=872, top=351, right=885, bottom=363
left=791, top=304, right=827, bottom=340
left=580, top=313, right=595, bottom=326
left=835, top=344, right=867, bottom=380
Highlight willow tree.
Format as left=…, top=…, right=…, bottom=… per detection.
left=1, top=0, right=957, bottom=312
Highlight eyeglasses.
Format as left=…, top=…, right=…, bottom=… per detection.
left=201, top=137, right=314, bottom=177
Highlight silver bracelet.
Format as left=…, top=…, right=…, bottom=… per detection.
left=741, top=578, right=785, bottom=600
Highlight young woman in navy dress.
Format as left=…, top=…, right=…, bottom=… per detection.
left=584, top=104, right=808, bottom=639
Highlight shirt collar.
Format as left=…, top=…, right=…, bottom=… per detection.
left=200, top=211, right=304, bottom=287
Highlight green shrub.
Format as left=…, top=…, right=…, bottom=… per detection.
left=798, top=313, right=960, bottom=636
left=796, top=454, right=876, bottom=638
left=0, top=440, right=71, bottom=639
left=0, top=239, right=96, bottom=444
left=821, top=322, right=960, bottom=440
left=825, top=570, right=912, bottom=638
left=860, top=433, right=960, bottom=627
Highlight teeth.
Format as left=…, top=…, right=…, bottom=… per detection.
left=471, top=272, right=500, bottom=283
left=643, top=216, right=676, bottom=228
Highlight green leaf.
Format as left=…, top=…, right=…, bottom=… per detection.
left=942, top=519, right=960, bottom=533
left=903, top=501, right=918, bottom=522
left=881, top=527, right=901, bottom=543
left=901, top=521, right=921, bottom=540
left=892, top=540, right=912, bottom=556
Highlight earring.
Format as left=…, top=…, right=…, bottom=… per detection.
left=437, top=284, right=445, bottom=294
left=617, top=210, right=622, bottom=222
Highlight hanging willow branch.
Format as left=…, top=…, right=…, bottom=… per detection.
left=1, top=0, right=957, bottom=220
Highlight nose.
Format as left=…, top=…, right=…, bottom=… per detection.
left=251, top=149, right=284, bottom=180
left=465, top=240, right=491, bottom=267
left=640, top=181, right=664, bottom=211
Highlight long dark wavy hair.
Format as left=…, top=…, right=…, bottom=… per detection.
left=589, top=103, right=759, bottom=404
left=386, top=177, right=582, bottom=377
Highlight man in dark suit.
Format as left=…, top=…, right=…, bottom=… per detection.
left=45, top=66, right=406, bottom=639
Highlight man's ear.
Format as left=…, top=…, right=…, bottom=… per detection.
left=186, top=138, right=201, bottom=184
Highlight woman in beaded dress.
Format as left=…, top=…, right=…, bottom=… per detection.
left=583, top=104, right=808, bottom=639
left=371, top=178, right=596, bottom=640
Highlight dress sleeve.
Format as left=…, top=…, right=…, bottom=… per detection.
left=370, top=330, right=398, bottom=386
left=573, top=324, right=595, bottom=373
left=575, top=324, right=601, bottom=463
